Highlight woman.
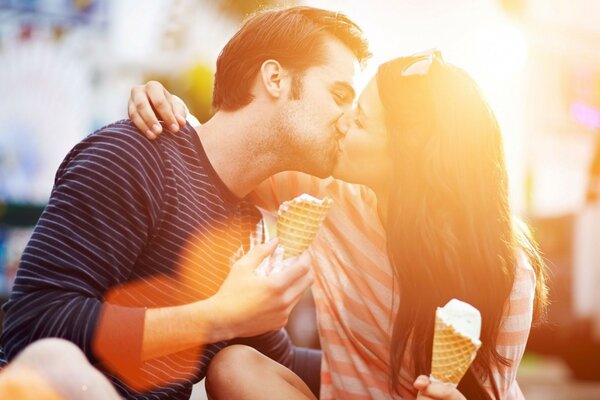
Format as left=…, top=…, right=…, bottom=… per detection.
left=128, top=50, right=547, bottom=399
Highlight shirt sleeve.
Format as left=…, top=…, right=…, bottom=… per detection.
left=249, top=171, right=327, bottom=212
left=0, top=125, right=169, bottom=369
left=484, top=251, right=536, bottom=399
left=230, top=329, right=295, bottom=367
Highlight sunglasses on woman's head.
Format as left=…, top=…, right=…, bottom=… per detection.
left=401, top=49, right=444, bottom=77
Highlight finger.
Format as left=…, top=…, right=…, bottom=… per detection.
left=284, top=273, right=314, bottom=310
left=146, top=82, right=179, bottom=132
left=160, top=90, right=181, bottom=132
left=128, top=102, right=155, bottom=140
left=237, top=239, right=279, bottom=268
left=420, top=382, right=465, bottom=400
left=286, top=265, right=314, bottom=297
left=413, top=375, right=430, bottom=391
left=271, top=252, right=311, bottom=285
left=131, top=86, right=163, bottom=135
left=171, top=95, right=188, bottom=127
left=284, top=265, right=313, bottom=296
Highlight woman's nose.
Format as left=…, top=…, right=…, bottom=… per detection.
left=336, top=112, right=354, bottom=136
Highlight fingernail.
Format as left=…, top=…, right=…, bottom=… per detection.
left=170, top=123, right=179, bottom=131
left=146, top=130, right=156, bottom=140
left=152, top=123, right=162, bottom=134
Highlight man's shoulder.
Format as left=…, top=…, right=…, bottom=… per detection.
left=55, top=119, right=206, bottom=197
left=56, top=120, right=177, bottom=184
left=74, top=119, right=198, bottom=166
left=87, top=119, right=160, bottom=150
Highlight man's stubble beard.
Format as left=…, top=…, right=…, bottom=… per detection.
left=272, top=77, right=337, bottom=177
left=273, top=106, right=337, bottom=178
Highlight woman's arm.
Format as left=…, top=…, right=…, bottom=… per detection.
left=485, top=251, right=536, bottom=398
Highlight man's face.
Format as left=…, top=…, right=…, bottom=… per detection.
left=276, top=37, right=358, bottom=178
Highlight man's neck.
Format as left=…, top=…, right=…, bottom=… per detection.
left=195, top=107, right=281, bottom=199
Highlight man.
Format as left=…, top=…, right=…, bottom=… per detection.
left=0, top=6, right=370, bottom=400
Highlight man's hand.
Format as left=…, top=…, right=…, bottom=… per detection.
left=141, top=239, right=313, bottom=361
left=128, top=81, right=187, bottom=139
left=414, top=376, right=467, bottom=400
left=208, top=239, right=314, bottom=340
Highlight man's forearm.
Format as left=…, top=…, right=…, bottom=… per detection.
left=141, top=297, right=233, bottom=361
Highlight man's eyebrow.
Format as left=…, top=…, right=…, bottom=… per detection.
left=331, top=81, right=355, bottom=103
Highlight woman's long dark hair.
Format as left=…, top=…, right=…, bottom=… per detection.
left=376, top=56, right=548, bottom=398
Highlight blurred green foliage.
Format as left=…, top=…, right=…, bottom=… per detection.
left=146, top=64, right=216, bottom=123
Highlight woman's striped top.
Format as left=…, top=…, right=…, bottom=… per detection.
left=252, top=171, right=536, bottom=399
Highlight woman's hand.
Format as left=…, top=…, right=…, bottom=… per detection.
left=414, top=376, right=466, bottom=400
left=128, top=81, right=187, bottom=140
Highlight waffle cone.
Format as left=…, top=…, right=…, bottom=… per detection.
left=276, top=196, right=332, bottom=259
left=430, top=315, right=480, bottom=385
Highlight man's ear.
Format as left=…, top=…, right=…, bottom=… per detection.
left=259, top=60, right=290, bottom=99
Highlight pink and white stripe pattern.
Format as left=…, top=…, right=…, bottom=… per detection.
left=253, top=171, right=536, bottom=399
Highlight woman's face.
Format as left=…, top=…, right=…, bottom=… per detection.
left=332, top=76, right=393, bottom=190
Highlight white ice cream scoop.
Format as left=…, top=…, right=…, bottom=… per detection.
left=436, top=299, right=482, bottom=346
left=430, top=299, right=483, bottom=386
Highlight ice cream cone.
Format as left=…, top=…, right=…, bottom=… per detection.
left=276, top=194, right=332, bottom=259
left=430, top=315, right=481, bottom=385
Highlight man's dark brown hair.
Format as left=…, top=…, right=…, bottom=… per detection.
left=213, top=6, right=370, bottom=111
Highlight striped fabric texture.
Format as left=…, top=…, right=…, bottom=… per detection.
left=0, top=120, right=294, bottom=400
left=252, top=171, right=536, bottom=400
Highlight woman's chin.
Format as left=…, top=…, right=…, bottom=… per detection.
left=331, top=159, right=348, bottom=180
left=331, top=163, right=360, bottom=184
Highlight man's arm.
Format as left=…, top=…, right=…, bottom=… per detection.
left=1, top=125, right=313, bottom=374
left=1, top=127, right=159, bottom=367
left=137, top=242, right=313, bottom=361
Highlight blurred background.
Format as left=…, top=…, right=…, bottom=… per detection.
left=1, top=0, right=600, bottom=398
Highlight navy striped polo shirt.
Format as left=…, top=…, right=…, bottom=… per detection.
left=0, top=120, right=295, bottom=399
